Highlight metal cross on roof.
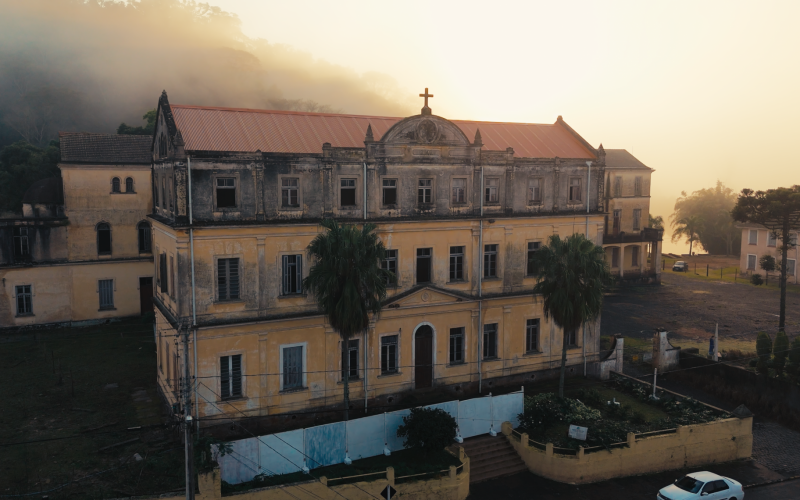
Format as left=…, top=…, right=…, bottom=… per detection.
left=419, top=88, right=433, bottom=115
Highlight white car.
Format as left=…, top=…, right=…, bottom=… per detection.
left=657, top=471, right=744, bottom=500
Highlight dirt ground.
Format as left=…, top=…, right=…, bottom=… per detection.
left=603, top=262, right=800, bottom=354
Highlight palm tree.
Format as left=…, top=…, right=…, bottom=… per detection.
left=529, top=234, right=612, bottom=398
left=303, top=220, right=391, bottom=421
left=671, top=215, right=704, bottom=255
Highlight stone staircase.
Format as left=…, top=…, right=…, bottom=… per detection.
left=461, top=434, right=527, bottom=483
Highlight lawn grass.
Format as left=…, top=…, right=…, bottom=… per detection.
left=0, top=318, right=183, bottom=499
left=661, top=256, right=800, bottom=293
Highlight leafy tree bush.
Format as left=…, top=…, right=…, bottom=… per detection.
left=517, top=393, right=601, bottom=437
left=396, top=408, right=457, bottom=455
left=117, top=109, right=157, bottom=135
left=759, top=255, right=777, bottom=285
left=751, top=274, right=764, bottom=286
left=773, top=331, right=790, bottom=376
left=756, top=332, right=773, bottom=375
left=0, top=140, right=60, bottom=213
left=576, top=388, right=604, bottom=407
left=788, top=337, right=800, bottom=376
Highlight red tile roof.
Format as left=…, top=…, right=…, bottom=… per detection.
left=170, top=105, right=595, bottom=159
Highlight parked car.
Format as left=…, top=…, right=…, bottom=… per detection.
left=673, top=261, right=688, bottom=272
left=657, top=471, right=744, bottom=500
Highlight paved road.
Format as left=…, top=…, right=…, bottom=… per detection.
left=745, top=480, right=800, bottom=499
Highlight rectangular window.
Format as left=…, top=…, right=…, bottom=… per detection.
left=749, top=229, right=758, bottom=245
left=282, top=345, right=303, bottom=390
left=418, top=179, right=433, bottom=204
left=282, top=255, right=303, bottom=295
left=341, top=339, right=359, bottom=379
left=526, top=242, right=540, bottom=276
left=566, top=328, right=577, bottom=347
left=631, top=246, right=640, bottom=266
left=382, top=179, right=397, bottom=205
left=99, top=279, right=114, bottom=309
left=220, top=354, right=242, bottom=399
left=381, top=335, right=398, bottom=374
left=15, top=285, right=32, bottom=316
left=483, top=324, right=498, bottom=359
left=611, top=247, right=620, bottom=267
left=340, top=178, right=356, bottom=207
left=168, top=176, right=174, bottom=210
left=382, top=249, right=398, bottom=285
left=449, top=246, right=464, bottom=281
left=634, top=176, right=642, bottom=196
left=154, top=176, right=159, bottom=207
left=138, top=224, right=151, bottom=253
left=416, top=248, right=432, bottom=283
left=161, top=177, right=166, bottom=210
left=613, top=209, right=621, bottom=234
left=768, top=232, right=777, bottom=247
left=633, top=209, right=642, bottom=231
left=484, top=244, right=497, bottom=278
left=452, top=178, right=466, bottom=204
left=791, top=233, right=798, bottom=246
left=526, top=319, right=539, bottom=353
left=485, top=178, right=498, bottom=203
left=281, top=178, right=299, bottom=207
left=569, top=177, right=582, bottom=202
left=614, top=176, right=622, bottom=197
left=747, top=254, right=757, bottom=270
left=13, top=227, right=29, bottom=260
left=787, top=259, right=796, bottom=277
left=528, top=178, right=541, bottom=203
left=169, top=255, right=175, bottom=298
left=159, top=253, right=168, bottom=294
left=216, top=178, right=236, bottom=208
left=449, top=327, right=465, bottom=364
left=217, top=258, right=240, bottom=300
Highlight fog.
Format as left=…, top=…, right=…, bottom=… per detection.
left=0, top=0, right=414, bottom=147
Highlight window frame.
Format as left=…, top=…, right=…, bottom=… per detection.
left=111, top=177, right=121, bottom=193
left=96, top=222, right=112, bottom=256
left=98, top=278, right=115, bottom=310
left=568, top=177, right=582, bottom=203
left=382, top=249, right=398, bottom=286
left=341, top=339, right=360, bottom=380
left=483, top=323, right=498, bottom=359
left=449, top=327, right=465, bottom=365
left=787, top=258, right=796, bottom=277
left=633, top=209, right=642, bottom=231
left=527, top=177, right=542, bottom=205
left=525, top=318, right=540, bottom=354
left=746, top=254, right=757, bottom=271
left=213, top=174, right=240, bottom=211
left=416, top=247, right=432, bottom=284
left=339, top=177, right=358, bottom=208
left=382, top=178, right=398, bottom=207
left=280, top=342, right=307, bottom=392
left=279, top=176, right=301, bottom=209
left=526, top=241, right=541, bottom=276
left=451, top=177, right=467, bottom=205
left=449, top=245, right=465, bottom=282
left=125, top=177, right=135, bottom=193
left=767, top=232, right=777, bottom=247
left=159, top=253, right=168, bottom=294
left=634, top=176, right=642, bottom=197
left=281, top=254, right=304, bottom=295
left=483, top=244, right=498, bottom=278
left=380, top=334, right=399, bottom=375
left=13, top=227, right=30, bottom=261
left=216, top=256, right=242, bottom=302
left=565, top=327, right=578, bottom=347
left=484, top=177, right=499, bottom=204
left=137, top=221, right=152, bottom=254
left=220, top=353, right=243, bottom=400
left=748, top=229, right=758, bottom=245
left=613, top=176, right=622, bottom=197
left=417, top=178, right=433, bottom=205
left=15, top=284, right=33, bottom=316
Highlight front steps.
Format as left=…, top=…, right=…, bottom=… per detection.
left=462, top=434, right=527, bottom=483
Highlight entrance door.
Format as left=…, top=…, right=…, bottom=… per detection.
left=139, top=277, right=153, bottom=315
left=414, top=325, right=433, bottom=389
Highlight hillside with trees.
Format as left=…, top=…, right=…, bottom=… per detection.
left=670, top=181, right=741, bottom=255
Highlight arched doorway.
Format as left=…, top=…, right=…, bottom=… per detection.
left=414, top=325, right=433, bottom=389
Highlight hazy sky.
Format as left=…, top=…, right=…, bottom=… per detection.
left=210, top=0, right=800, bottom=253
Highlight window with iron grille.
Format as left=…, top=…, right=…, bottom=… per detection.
left=341, top=178, right=356, bottom=206
left=381, top=335, right=398, bottom=374
left=611, top=247, right=620, bottom=267
left=484, top=244, right=497, bottom=278
left=382, top=249, right=397, bottom=285
left=416, top=248, right=431, bottom=283
left=125, top=177, right=134, bottom=193
left=341, top=339, right=359, bottom=379
left=449, top=327, right=464, bottom=364
left=15, top=285, right=32, bottom=316
left=528, top=178, right=541, bottom=203
left=483, top=324, right=498, bottom=359
left=485, top=178, right=498, bottom=203
left=382, top=179, right=397, bottom=205
left=13, top=227, right=29, bottom=261
left=217, top=258, right=240, bottom=300
left=216, top=178, right=236, bottom=208
left=418, top=179, right=432, bottom=204
left=99, top=279, right=114, bottom=309
left=281, top=178, right=299, bottom=207
left=97, top=223, right=111, bottom=255
left=282, top=255, right=303, bottom=295
left=138, top=221, right=151, bottom=253
left=634, top=176, right=642, bottom=196
left=220, top=354, right=242, bottom=399
left=569, top=177, right=582, bottom=202
left=449, top=246, right=464, bottom=281
left=566, top=328, right=577, bottom=346
left=526, top=242, right=540, bottom=276
left=633, top=209, right=641, bottom=231
left=282, top=345, right=304, bottom=390
left=526, top=319, right=539, bottom=353
left=452, top=178, right=466, bottom=204
left=614, top=176, right=622, bottom=197
left=112, top=177, right=121, bottom=193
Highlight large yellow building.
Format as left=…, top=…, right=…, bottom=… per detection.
left=148, top=91, right=650, bottom=427
left=0, top=133, right=154, bottom=326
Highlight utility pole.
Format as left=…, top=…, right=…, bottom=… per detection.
left=183, top=326, right=195, bottom=500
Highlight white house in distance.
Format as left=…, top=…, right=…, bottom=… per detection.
left=738, top=223, right=798, bottom=283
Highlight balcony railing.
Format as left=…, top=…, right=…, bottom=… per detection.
left=603, top=227, right=663, bottom=245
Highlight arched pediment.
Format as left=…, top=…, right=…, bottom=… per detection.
left=380, top=114, right=471, bottom=147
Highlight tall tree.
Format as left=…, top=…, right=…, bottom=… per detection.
left=648, top=214, right=664, bottom=229
left=732, top=185, right=800, bottom=333
left=117, top=109, right=157, bottom=135
left=671, top=182, right=741, bottom=255
left=529, top=234, right=612, bottom=397
left=303, top=220, right=391, bottom=421
left=671, top=215, right=704, bottom=255
left=0, top=140, right=60, bottom=213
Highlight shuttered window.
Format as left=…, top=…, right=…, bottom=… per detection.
left=138, top=222, right=151, bottom=253
left=217, top=258, right=240, bottom=300
left=99, top=279, right=114, bottom=309
left=282, top=255, right=303, bottom=295
left=220, top=354, right=242, bottom=399
left=282, top=346, right=303, bottom=390
left=484, top=244, right=498, bottom=278
left=15, top=285, right=32, bottom=316
left=449, top=246, right=464, bottom=281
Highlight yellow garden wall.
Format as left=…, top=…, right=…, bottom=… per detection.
left=503, top=417, right=753, bottom=484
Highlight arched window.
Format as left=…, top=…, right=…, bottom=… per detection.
left=125, top=177, right=134, bottom=193
left=97, top=222, right=112, bottom=255
left=137, top=221, right=151, bottom=253
left=111, top=177, right=121, bottom=193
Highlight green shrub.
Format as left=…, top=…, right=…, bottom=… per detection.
left=576, top=388, right=604, bottom=407
left=517, top=393, right=601, bottom=436
left=751, top=274, right=764, bottom=285
left=748, top=359, right=758, bottom=368
left=773, top=331, right=790, bottom=376
left=787, top=337, right=800, bottom=376
left=756, top=332, right=773, bottom=375
left=396, top=407, right=457, bottom=454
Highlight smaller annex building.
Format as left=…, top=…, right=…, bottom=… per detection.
left=738, top=223, right=798, bottom=283
left=0, top=133, right=155, bottom=327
